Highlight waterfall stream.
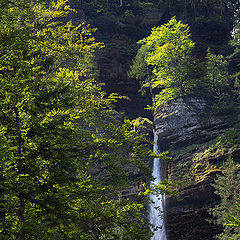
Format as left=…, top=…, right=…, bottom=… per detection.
left=149, top=131, right=167, bottom=240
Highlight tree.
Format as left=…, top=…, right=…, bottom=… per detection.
left=225, top=204, right=240, bottom=232
left=0, top=1, right=152, bottom=239
left=210, top=158, right=240, bottom=240
left=130, top=17, right=195, bottom=106
left=205, top=48, right=230, bottom=97
left=128, top=44, right=155, bottom=102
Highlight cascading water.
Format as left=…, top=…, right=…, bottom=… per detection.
left=149, top=131, right=167, bottom=240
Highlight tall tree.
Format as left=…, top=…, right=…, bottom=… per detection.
left=203, top=48, right=230, bottom=97
left=0, top=1, right=152, bottom=239
left=130, top=17, right=195, bottom=106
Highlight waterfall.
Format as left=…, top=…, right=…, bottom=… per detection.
left=149, top=131, right=167, bottom=240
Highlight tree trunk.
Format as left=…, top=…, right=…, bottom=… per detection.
left=172, top=67, right=185, bottom=96
left=148, top=71, right=156, bottom=108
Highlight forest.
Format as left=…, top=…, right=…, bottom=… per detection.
left=0, top=0, right=240, bottom=239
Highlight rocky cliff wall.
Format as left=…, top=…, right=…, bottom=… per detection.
left=69, top=4, right=163, bottom=119
left=154, top=97, right=237, bottom=240
left=69, top=0, right=235, bottom=119
left=67, top=2, right=238, bottom=238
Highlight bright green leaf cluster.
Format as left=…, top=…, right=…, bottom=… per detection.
left=0, top=1, right=153, bottom=239
left=130, top=17, right=195, bottom=108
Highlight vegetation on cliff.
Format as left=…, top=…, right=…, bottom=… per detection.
left=1, top=0, right=240, bottom=239
left=210, top=158, right=240, bottom=240
left=130, top=18, right=238, bottom=112
left=129, top=17, right=195, bottom=105
left=128, top=2, right=240, bottom=238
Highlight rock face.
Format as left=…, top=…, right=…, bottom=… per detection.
left=92, top=13, right=156, bottom=119
left=154, top=97, right=235, bottom=240
left=155, top=98, right=232, bottom=149
left=67, top=3, right=237, bottom=238
left=165, top=171, right=222, bottom=240
left=69, top=5, right=160, bottom=119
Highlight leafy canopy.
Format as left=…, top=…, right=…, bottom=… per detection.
left=130, top=17, right=195, bottom=107
left=0, top=0, right=153, bottom=239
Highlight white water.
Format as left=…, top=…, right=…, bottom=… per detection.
left=149, top=131, right=167, bottom=240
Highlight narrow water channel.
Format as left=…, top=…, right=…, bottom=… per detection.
left=149, top=131, right=167, bottom=240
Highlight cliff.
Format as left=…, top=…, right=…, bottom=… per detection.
left=69, top=0, right=235, bottom=119
left=67, top=2, right=239, bottom=238
left=154, top=97, right=238, bottom=240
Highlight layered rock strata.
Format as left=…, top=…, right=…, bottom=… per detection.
left=155, top=98, right=232, bottom=149
left=154, top=97, right=235, bottom=240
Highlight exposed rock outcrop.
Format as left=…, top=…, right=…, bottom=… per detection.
left=154, top=97, right=236, bottom=240
left=155, top=98, right=232, bottom=149
left=165, top=171, right=222, bottom=240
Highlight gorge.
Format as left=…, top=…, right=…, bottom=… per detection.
left=1, top=0, right=240, bottom=239
left=91, top=4, right=239, bottom=240
left=77, top=0, right=239, bottom=239
left=70, top=0, right=240, bottom=238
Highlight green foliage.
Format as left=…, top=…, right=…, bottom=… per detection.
left=128, top=44, right=150, bottom=82
left=204, top=48, right=230, bottom=96
left=141, top=179, right=182, bottom=201
left=229, top=22, right=240, bottom=100
left=189, top=128, right=240, bottom=181
left=129, top=12, right=237, bottom=109
left=0, top=1, right=153, bottom=239
left=130, top=17, right=195, bottom=107
left=169, top=128, right=240, bottom=185
left=154, top=88, right=179, bottom=106
left=210, top=158, right=240, bottom=240
left=169, top=143, right=207, bottom=185
left=225, top=204, right=240, bottom=230
left=141, top=17, right=195, bottom=96
left=229, top=22, right=240, bottom=59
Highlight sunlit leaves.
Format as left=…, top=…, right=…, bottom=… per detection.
left=0, top=1, right=152, bottom=239
left=131, top=17, right=195, bottom=107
